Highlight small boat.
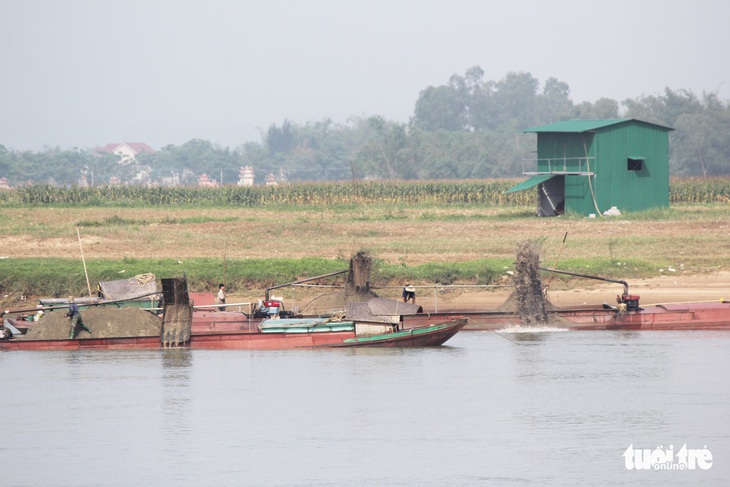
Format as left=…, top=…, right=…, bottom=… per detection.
left=330, top=318, right=467, bottom=347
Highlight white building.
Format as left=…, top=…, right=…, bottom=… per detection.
left=238, top=166, right=255, bottom=186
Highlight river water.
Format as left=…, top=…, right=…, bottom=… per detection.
left=2, top=330, right=728, bottom=486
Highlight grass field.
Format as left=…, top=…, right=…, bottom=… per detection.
left=1, top=202, right=728, bottom=301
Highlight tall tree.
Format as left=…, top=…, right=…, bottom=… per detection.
left=354, top=116, right=409, bottom=178
left=538, top=77, right=573, bottom=122
left=672, top=93, right=730, bottom=176
left=412, top=84, right=467, bottom=131
left=265, top=119, right=297, bottom=153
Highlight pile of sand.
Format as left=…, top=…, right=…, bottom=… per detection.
left=23, top=307, right=162, bottom=340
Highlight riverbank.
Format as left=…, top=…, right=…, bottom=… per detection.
left=2, top=203, right=728, bottom=312
left=5, top=271, right=726, bottom=316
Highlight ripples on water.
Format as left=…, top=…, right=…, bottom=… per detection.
left=2, top=331, right=729, bottom=486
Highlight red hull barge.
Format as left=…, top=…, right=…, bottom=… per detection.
left=189, top=300, right=730, bottom=333
left=403, top=301, right=730, bottom=331
left=191, top=310, right=259, bottom=333
left=0, top=330, right=357, bottom=351
left=190, top=300, right=730, bottom=334
left=0, top=322, right=466, bottom=351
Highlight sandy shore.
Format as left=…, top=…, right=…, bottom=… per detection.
left=410, top=271, right=730, bottom=311
left=3, top=271, right=728, bottom=317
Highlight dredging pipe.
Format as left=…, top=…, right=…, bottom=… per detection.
left=265, top=270, right=349, bottom=301
left=538, top=267, right=630, bottom=295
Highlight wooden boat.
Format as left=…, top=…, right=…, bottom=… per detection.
left=330, top=318, right=467, bottom=347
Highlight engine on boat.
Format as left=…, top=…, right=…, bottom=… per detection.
left=617, top=294, right=641, bottom=311
left=251, top=299, right=297, bottom=319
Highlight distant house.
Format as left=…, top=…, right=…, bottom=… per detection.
left=96, top=142, right=155, bottom=163
left=506, top=119, right=673, bottom=216
left=238, top=166, right=255, bottom=186
left=197, top=173, right=219, bottom=187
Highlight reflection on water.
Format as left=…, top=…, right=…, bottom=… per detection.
left=162, top=348, right=193, bottom=370
left=158, top=349, right=193, bottom=445
left=161, top=348, right=192, bottom=427
left=2, top=331, right=729, bottom=486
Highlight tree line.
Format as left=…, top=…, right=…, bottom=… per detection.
left=1, top=68, right=728, bottom=187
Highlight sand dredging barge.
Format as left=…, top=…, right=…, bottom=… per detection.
left=191, top=246, right=730, bottom=332
left=3, top=248, right=729, bottom=350
left=404, top=266, right=730, bottom=331
left=1, top=275, right=467, bottom=351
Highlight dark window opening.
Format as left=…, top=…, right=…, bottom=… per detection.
left=627, top=158, right=643, bottom=171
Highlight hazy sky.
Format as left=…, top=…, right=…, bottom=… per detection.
left=2, top=0, right=728, bottom=152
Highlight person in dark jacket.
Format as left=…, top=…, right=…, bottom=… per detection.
left=402, top=284, right=416, bottom=304
left=66, top=296, right=91, bottom=339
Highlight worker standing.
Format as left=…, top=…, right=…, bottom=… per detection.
left=402, top=284, right=416, bottom=304
left=66, top=296, right=92, bottom=339
left=217, top=284, right=227, bottom=311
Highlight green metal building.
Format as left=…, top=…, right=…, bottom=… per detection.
left=506, top=119, right=674, bottom=216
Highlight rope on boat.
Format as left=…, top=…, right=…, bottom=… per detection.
left=129, top=273, right=156, bottom=289
left=324, top=313, right=346, bottom=323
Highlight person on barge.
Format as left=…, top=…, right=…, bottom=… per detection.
left=217, top=283, right=227, bottom=311
left=402, top=284, right=416, bottom=304
left=67, top=296, right=92, bottom=338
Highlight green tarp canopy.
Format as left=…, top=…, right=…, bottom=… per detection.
left=504, top=174, right=555, bottom=194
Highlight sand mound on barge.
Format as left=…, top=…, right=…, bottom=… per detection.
left=23, top=307, right=162, bottom=340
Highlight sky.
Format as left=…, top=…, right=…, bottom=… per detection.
left=1, top=0, right=728, bottom=152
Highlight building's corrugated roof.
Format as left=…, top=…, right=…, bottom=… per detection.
left=346, top=298, right=422, bottom=323
left=524, top=118, right=674, bottom=133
